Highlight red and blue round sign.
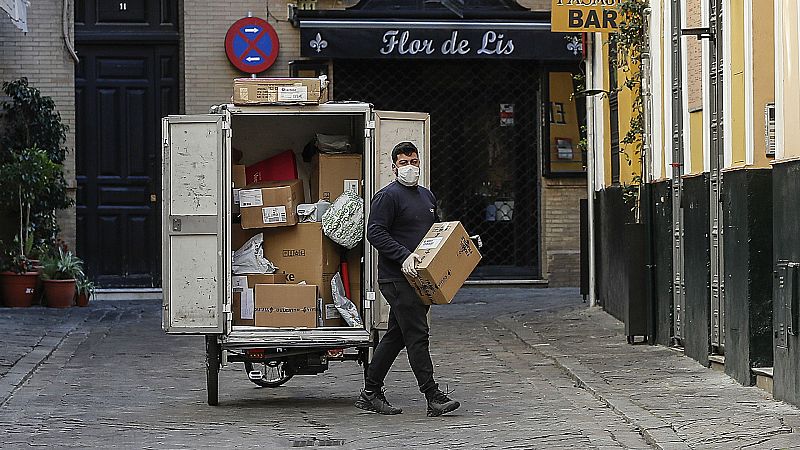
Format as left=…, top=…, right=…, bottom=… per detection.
left=225, top=17, right=280, bottom=73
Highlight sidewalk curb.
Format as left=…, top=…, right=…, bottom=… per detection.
left=496, top=313, right=691, bottom=450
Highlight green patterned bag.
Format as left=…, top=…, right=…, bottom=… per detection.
left=321, top=190, right=364, bottom=249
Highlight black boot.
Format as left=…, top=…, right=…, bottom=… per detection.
left=426, top=388, right=460, bottom=417
left=355, top=389, right=403, bottom=415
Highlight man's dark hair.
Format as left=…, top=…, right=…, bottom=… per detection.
left=392, top=141, right=418, bottom=163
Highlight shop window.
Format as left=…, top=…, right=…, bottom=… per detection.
left=544, top=70, right=587, bottom=177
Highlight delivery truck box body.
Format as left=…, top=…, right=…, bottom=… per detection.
left=161, top=104, right=432, bottom=346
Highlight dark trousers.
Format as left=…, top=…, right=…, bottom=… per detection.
left=365, top=280, right=438, bottom=395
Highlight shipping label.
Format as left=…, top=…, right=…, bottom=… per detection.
left=262, top=206, right=287, bottom=224
left=277, top=86, right=308, bottom=102
left=242, top=288, right=255, bottom=320
left=418, top=237, right=444, bottom=250
left=239, top=189, right=263, bottom=207
left=231, top=276, right=248, bottom=290
left=325, top=304, right=341, bottom=320
left=344, top=179, right=359, bottom=194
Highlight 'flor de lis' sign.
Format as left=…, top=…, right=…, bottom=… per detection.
left=310, top=33, right=328, bottom=53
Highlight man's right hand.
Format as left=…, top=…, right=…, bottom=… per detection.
left=402, top=253, right=423, bottom=277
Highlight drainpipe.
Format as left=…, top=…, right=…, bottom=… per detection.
left=640, top=8, right=657, bottom=343
left=586, top=33, right=598, bottom=307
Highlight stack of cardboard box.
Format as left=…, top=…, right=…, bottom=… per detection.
left=230, top=153, right=362, bottom=328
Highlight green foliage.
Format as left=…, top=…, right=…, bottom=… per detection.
left=0, top=252, right=34, bottom=274
left=1, top=78, right=68, bottom=162
left=0, top=146, right=64, bottom=261
left=76, top=277, right=95, bottom=297
left=41, top=247, right=85, bottom=281
left=609, top=0, right=647, bottom=212
left=1, top=78, right=73, bottom=242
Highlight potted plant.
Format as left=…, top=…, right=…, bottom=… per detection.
left=0, top=147, right=61, bottom=307
left=0, top=78, right=74, bottom=307
left=40, top=248, right=85, bottom=308
left=76, top=277, right=95, bottom=307
left=0, top=248, right=38, bottom=307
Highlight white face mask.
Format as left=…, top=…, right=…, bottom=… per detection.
left=396, top=165, right=420, bottom=186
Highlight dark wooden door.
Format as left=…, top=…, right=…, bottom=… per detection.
left=75, top=45, right=178, bottom=287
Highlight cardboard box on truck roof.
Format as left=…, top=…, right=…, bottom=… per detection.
left=233, top=77, right=328, bottom=105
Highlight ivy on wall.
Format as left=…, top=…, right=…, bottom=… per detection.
left=610, top=0, right=648, bottom=212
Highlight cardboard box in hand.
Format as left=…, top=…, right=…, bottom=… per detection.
left=405, top=221, right=482, bottom=305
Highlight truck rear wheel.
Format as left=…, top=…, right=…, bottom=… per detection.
left=244, top=361, right=294, bottom=388
left=205, top=335, right=221, bottom=406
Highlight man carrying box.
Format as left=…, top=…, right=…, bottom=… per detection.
left=355, top=142, right=460, bottom=417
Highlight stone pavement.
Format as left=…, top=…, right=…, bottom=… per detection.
left=498, top=306, right=800, bottom=449
left=0, top=288, right=799, bottom=449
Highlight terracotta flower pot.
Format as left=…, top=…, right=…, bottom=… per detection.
left=76, top=292, right=90, bottom=307
left=44, top=279, right=77, bottom=308
left=0, top=271, right=39, bottom=307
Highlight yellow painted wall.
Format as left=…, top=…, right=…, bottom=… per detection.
left=617, top=60, right=642, bottom=185
left=752, top=0, right=775, bottom=168
left=549, top=72, right=584, bottom=172
left=730, top=0, right=747, bottom=167
left=690, top=111, right=704, bottom=173
left=780, top=0, right=800, bottom=159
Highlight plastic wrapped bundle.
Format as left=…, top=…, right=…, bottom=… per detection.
left=331, top=273, right=362, bottom=327
left=232, top=234, right=277, bottom=274
left=321, top=190, right=364, bottom=249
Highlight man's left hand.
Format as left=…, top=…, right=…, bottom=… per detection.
left=402, top=253, right=423, bottom=277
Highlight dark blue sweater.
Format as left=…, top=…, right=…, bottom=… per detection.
left=367, top=181, right=438, bottom=281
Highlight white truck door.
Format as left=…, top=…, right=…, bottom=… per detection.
left=366, top=110, right=431, bottom=330
left=162, top=114, right=230, bottom=334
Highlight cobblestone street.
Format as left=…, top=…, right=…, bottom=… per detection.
left=1, top=288, right=799, bottom=449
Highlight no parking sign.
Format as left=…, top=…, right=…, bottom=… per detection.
left=225, top=17, right=280, bottom=73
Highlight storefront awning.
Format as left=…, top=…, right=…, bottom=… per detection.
left=298, top=16, right=583, bottom=61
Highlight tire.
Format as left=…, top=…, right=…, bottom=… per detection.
left=244, top=361, right=294, bottom=388
left=205, top=335, right=221, bottom=406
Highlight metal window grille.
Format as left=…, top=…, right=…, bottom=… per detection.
left=765, top=103, right=776, bottom=157
left=333, top=59, right=541, bottom=278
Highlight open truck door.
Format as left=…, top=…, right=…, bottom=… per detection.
left=366, top=110, right=431, bottom=331
left=161, top=114, right=231, bottom=334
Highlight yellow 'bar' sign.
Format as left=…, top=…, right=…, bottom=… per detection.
left=551, top=0, right=619, bottom=33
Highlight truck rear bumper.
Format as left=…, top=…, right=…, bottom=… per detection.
left=223, top=327, right=372, bottom=349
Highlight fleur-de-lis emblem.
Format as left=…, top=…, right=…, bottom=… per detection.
left=567, top=36, right=582, bottom=56
left=310, top=33, right=328, bottom=53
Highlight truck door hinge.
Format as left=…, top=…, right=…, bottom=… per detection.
left=221, top=117, right=232, bottom=138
